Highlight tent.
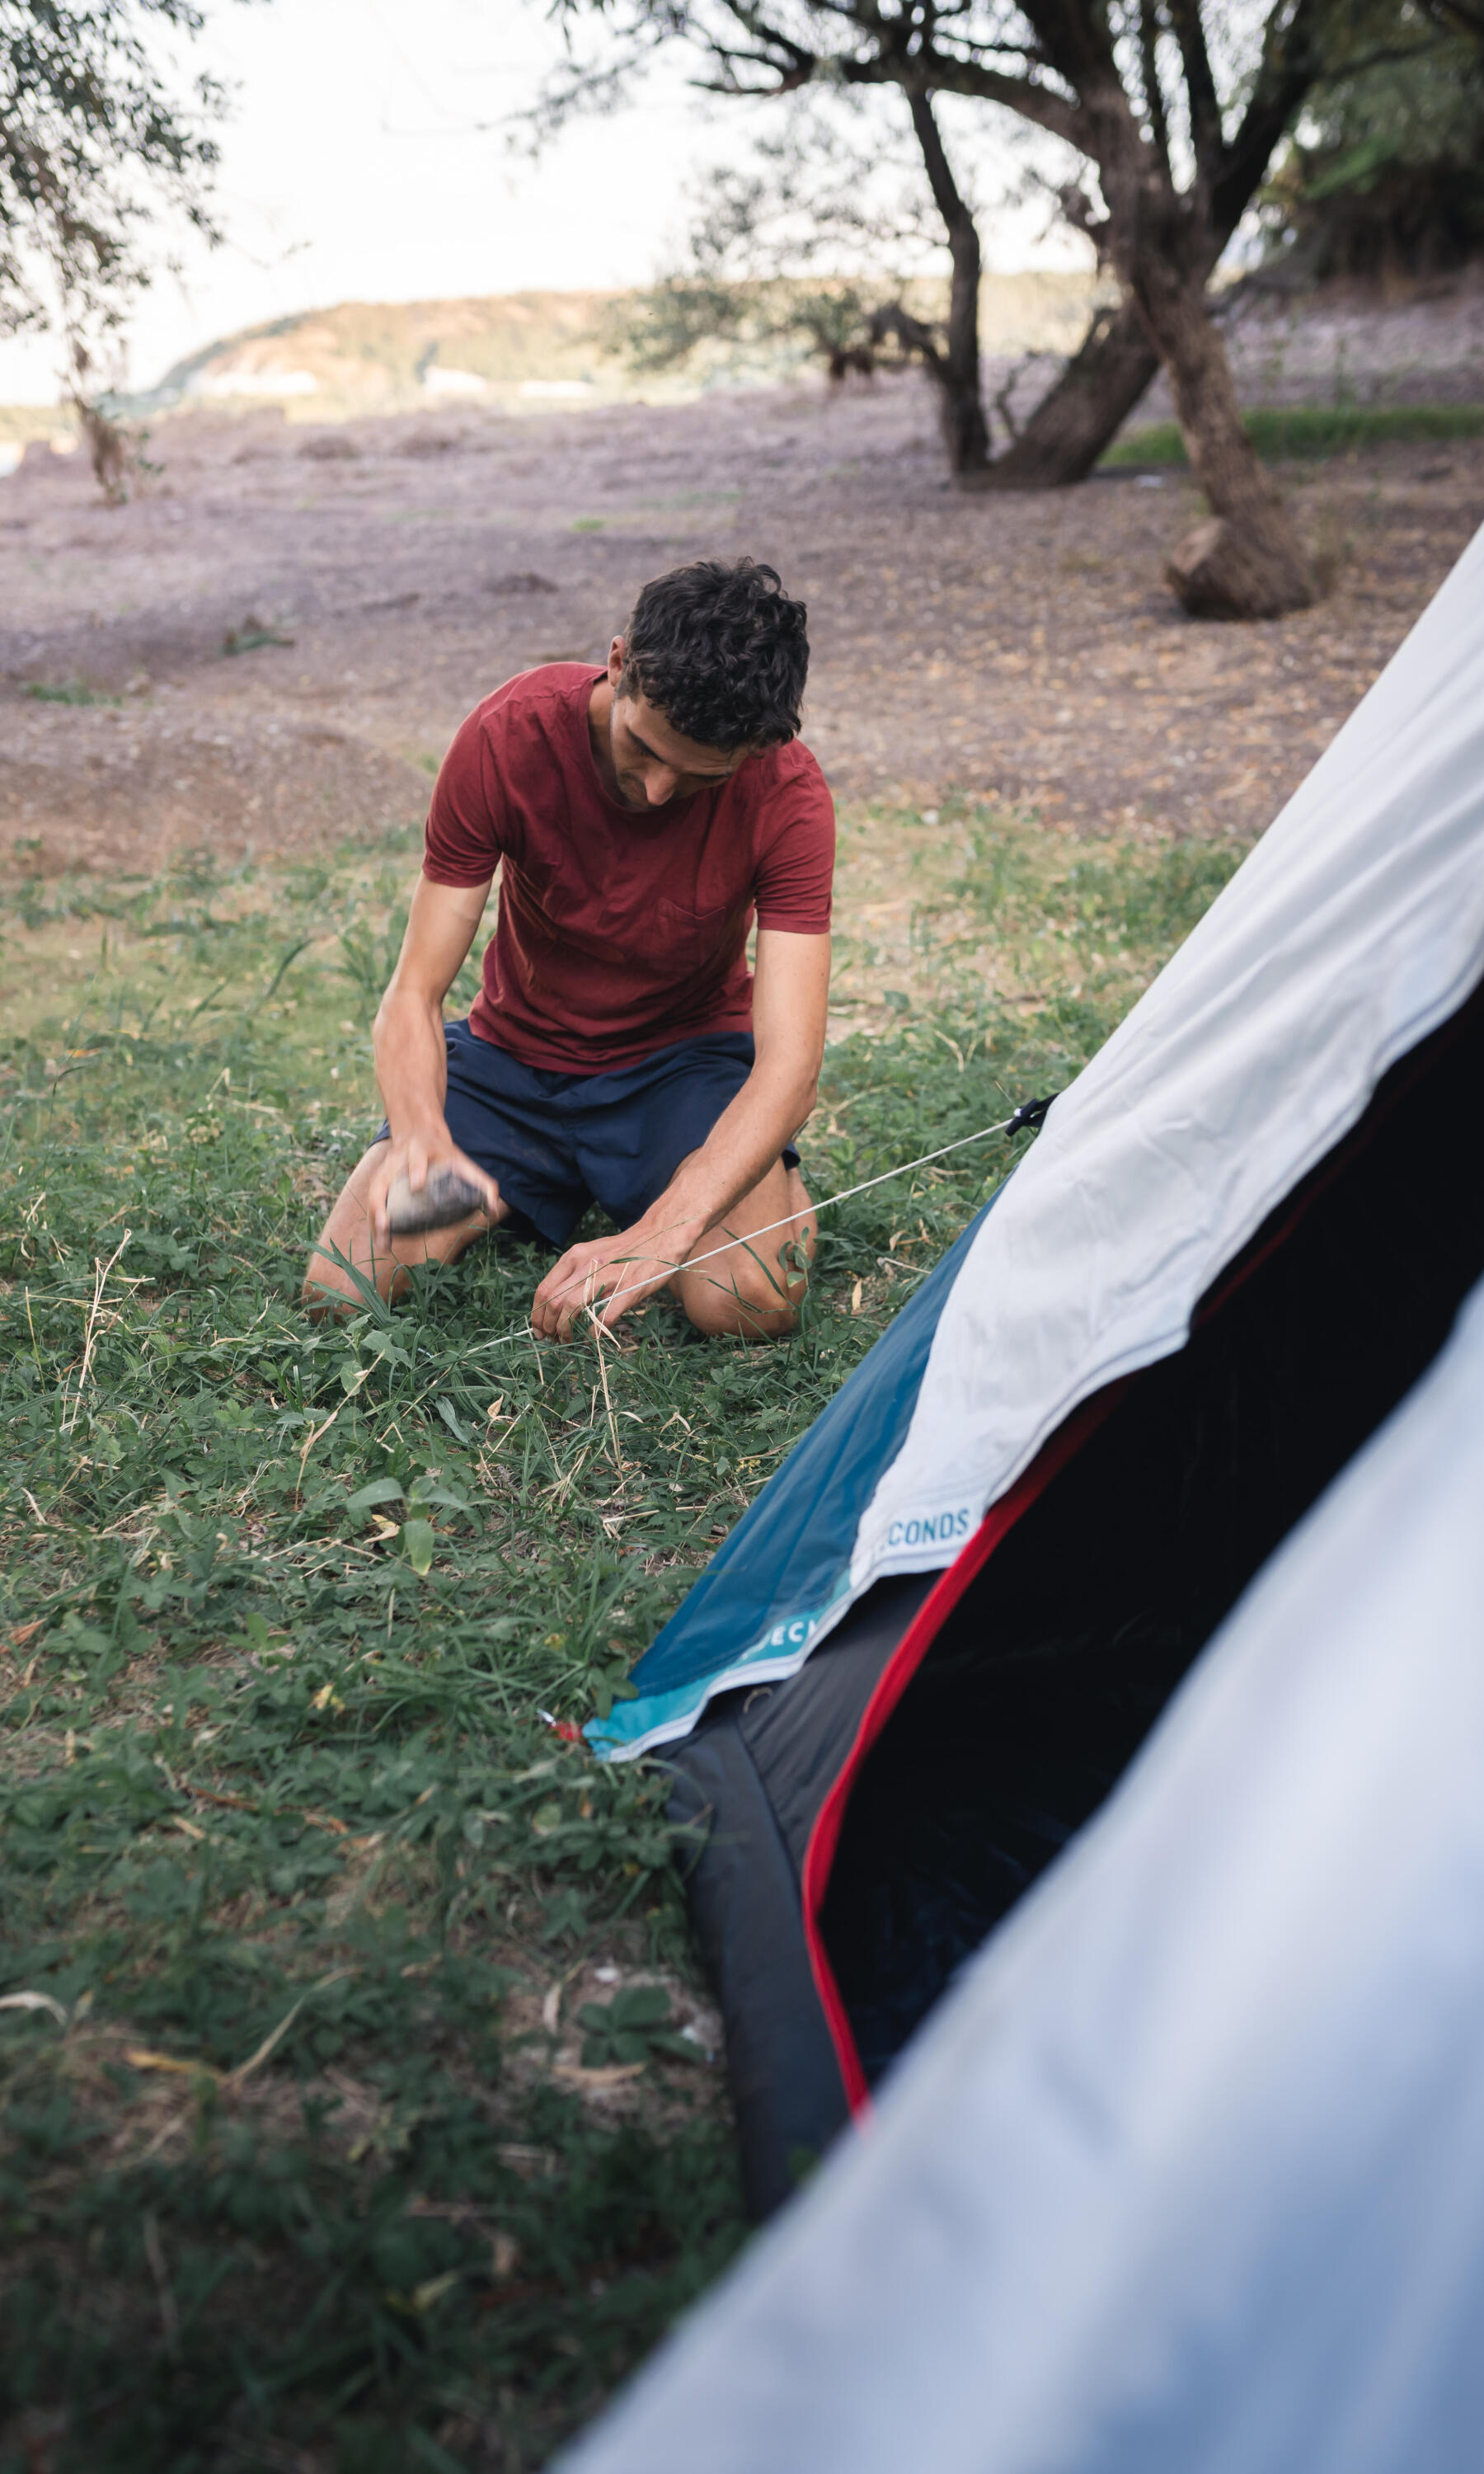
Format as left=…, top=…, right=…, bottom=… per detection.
left=586, top=515, right=1484, bottom=2227
left=559, top=1258, right=1484, bottom=2474
left=552, top=528, right=1484, bottom=2466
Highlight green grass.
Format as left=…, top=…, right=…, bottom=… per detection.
left=21, top=682, right=126, bottom=709
left=0, top=815, right=1243, bottom=2471
left=221, top=623, right=297, bottom=658
left=1101, top=401, right=1484, bottom=468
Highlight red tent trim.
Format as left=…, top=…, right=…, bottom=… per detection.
left=801, top=1385, right=1126, bottom=2111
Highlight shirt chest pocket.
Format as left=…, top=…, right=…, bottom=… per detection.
left=639, top=896, right=743, bottom=976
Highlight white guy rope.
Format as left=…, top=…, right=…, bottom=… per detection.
left=444, top=1105, right=1036, bottom=1352
left=591, top=1108, right=1024, bottom=1315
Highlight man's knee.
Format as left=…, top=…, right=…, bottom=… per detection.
left=676, top=1226, right=814, bottom=1338
left=681, top=1282, right=801, bottom=1339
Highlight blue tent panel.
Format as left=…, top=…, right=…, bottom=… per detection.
left=588, top=1197, right=996, bottom=1759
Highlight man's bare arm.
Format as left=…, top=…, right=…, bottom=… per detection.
left=634, top=925, right=829, bottom=1245
left=366, top=874, right=497, bottom=1239
left=530, top=927, right=830, bottom=1337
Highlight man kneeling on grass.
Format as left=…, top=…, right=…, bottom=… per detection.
left=305, top=557, right=832, bottom=1340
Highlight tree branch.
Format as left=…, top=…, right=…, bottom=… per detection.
left=1165, top=0, right=1223, bottom=188
left=1137, top=0, right=1172, bottom=177
left=1212, top=0, right=1327, bottom=242
left=1011, top=0, right=1120, bottom=99
left=711, top=0, right=823, bottom=81
left=1421, top=0, right=1484, bottom=35
left=849, top=48, right=1087, bottom=148
left=905, top=87, right=973, bottom=240
left=868, top=299, right=943, bottom=372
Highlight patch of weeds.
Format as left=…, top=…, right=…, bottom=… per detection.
left=222, top=616, right=297, bottom=655
left=21, top=680, right=124, bottom=707
left=577, top=1984, right=697, bottom=2067
left=0, top=817, right=1238, bottom=2467
left=1059, top=837, right=1245, bottom=952
left=945, top=813, right=1247, bottom=1001
left=340, top=901, right=411, bottom=1022
left=1102, top=402, right=1484, bottom=468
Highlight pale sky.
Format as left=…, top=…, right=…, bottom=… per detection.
left=0, top=0, right=1073, bottom=404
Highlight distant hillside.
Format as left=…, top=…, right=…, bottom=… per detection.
left=150, top=290, right=635, bottom=419
left=133, top=274, right=1105, bottom=421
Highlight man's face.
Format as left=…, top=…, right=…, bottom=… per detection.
left=604, top=640, right=748, bottom=811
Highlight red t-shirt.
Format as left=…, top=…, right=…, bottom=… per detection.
left=421, top=664, right=835, bottom=1073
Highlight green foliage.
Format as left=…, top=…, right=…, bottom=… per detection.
left=0, top=2, right=226, bottom=341
left=942, top=811, right=1245, bottom=976
left=1057, top=840, right=1246, bottom=952
left=1103, top=402, right=1484, bottom=468
left=1, top=0, right=228, bottom=510
left=0, top=812, right=1242, bottom=2466
left=607, top=120, right=949, bottom=388
left=338, top=901, right=480, bottom=1028
left=340, top=901, right=411, bottom=1023
left=1261, top=16, right=1484, bottom=279
left=577, top=1984, right=697, bottom=2067
left=21, top=680, right=124, bottom=707
left=222, top=619, right=297, bottom=656
left=614, top=267, right=900, bottom=382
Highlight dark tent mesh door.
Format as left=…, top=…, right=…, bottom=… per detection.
left=672, top=975, right=1484, bottom=2218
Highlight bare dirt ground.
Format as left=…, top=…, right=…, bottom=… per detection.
left=1, top=367, right=1482, bottom=886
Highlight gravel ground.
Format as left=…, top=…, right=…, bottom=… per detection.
left=1, top=359, right=1481, bottom=882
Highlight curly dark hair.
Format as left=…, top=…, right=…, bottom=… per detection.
left=618, top=558, right=809, bottom=752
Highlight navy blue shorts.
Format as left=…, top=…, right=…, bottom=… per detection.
left=376, top=1020, right=798, bottom=1250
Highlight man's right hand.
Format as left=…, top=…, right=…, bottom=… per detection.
left=364, top=1126, right=501, bottom=1245
left=367, top=874, right=498, bottom=1244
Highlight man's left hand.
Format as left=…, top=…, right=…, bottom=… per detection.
left=530, top=1225, right=691, bottom=1342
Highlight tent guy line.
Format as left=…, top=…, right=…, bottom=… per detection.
left=585, top=1092, right=1059, bottom=1317
left=430, top=1091, right=1059, bottom=1353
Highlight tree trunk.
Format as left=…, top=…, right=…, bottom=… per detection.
left=1131, top=259, right=1313, bottom=618
left=904, top=82, right=1164, bottom=491
left=979, top=296, right=1160, bottom=488
left=904, top=92, right=1169, bottom=491
left=907, top=93, right=992, bottom=480
left=936, top=216, right=992, bottom=477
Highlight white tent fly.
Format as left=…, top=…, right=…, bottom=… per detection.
left=559, top=1268, right=1484, bottom=2474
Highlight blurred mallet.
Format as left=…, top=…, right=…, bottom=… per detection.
left=384, top=1165, right=488, bottom=1237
